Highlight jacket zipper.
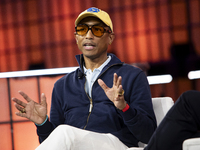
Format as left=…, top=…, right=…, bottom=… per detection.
left=83, top=102, right=92, bottom=129
left=83, top=79, right=93, bottom=129
left=82, top=63, right=123, bottom=129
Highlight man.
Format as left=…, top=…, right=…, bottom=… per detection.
left=12, top=7, right=156, bottom=149
left=145, top=90, right=200, bottom=150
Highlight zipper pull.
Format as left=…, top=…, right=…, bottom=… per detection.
left=89, top=103, right=92, bottom=112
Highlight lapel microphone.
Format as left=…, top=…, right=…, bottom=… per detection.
left=78, top=70, right=85, bottom=79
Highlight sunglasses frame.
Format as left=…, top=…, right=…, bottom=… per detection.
left=75, top=24, right=112, bottom=37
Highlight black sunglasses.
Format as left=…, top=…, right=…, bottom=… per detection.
left=75, top=24, right=111, bottom=37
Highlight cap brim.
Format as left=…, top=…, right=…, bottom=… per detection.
left=75, top=13, right=107, bottom=26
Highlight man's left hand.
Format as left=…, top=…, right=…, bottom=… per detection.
left=98, top=73, right=127, bottom=110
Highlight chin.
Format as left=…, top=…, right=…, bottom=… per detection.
left=84, top=54, right=97, bottom=59
left=82, top=50, right=96, bottom=56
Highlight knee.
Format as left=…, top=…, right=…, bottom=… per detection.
left=179, top=90, right=200, bottom=106
left=181, top=90, right=200, bottom=100
left=54, top=125, right=79, bottom=135
left=53, top=125, right=78, bottom=140
left=54, top=125, right=70, bottom=133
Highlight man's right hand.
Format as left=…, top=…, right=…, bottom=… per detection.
left=12, top=91, right=47, bottom=125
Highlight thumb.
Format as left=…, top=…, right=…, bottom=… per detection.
left=40, top=93, right=47, bottom=107
left=98, top=79, right=109, bottom=92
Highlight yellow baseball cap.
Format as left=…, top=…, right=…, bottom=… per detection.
left=75, top=7, right=113, bottom=32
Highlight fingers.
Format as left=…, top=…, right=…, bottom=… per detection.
left=15, top=111, right=27, bottom=118
left=18, top=91, right=32, bottom=102
left=12, top=91, right=32, bottom=110
left=117, top=85, right=124, bottom=97
left=113, top=73, right=122, bottom=87
left=14, top=102, right=25, bottom=112
left=40, top=93, right=47, bottom=108
left=100, top=73, right=122, bottom=90
left=113, top=73, right=124, bottom=97
left=113, top=73, right=117, bottom=86
left=12, top=91, right=29, bottom=119
left=13, top=101, right=28, bottom=118
left=117, top=76, right=122, bottom=86
left=98, top=79, right=109, bottom=92
left=118, top=85, right=123, bottom=93
left=12, top=97, right=27, bottom=107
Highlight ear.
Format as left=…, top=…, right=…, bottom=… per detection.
left=74, top=32, right=78, bottom=44
left=108, top=32, right=115, bottom=45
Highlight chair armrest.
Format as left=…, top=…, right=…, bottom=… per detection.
left=183, top=138, right=200, bottom=150
left=126, top=148, right=144, bottom=150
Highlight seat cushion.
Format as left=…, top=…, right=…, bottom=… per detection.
left=183, top=138, right=200, bottom=150
left=152, top=97, right=174, bottom=125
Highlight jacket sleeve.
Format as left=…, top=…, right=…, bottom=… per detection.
left=36, top=78, right=65, bottom=143
left=36, top=119, right=54, bottom=143
left=118, top=71, right=157, bottom=144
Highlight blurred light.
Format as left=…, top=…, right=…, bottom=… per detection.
left=188, top=70, right=200, bottom=80
left=0, top=67, right=78, bottom=78
left=147, top=74, right=173, bottom=85
left=0, top=67, right=172, bottom=85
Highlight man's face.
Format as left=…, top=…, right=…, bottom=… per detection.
left=75, top=17, right=114, bottom=60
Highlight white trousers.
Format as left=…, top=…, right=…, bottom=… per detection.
left=35, top=125, right=128, bottom=150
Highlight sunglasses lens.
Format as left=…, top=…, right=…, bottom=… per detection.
left=91, top=26, right=104, bottom=37
left=76, top=25, right=88, bottom=36
left=76, top=25, right=106, bottom=37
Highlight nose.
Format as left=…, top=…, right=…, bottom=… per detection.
left=85, top=28, right=94, bottom=39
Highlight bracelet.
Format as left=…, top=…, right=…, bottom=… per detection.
left=35, top=115, right=48, bottom=126
left=122, top=103, right=130, bottom=112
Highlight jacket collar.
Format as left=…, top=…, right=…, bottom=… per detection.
left=75, top=53, right=123, bottom=73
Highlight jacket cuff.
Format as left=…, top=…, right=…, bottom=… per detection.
left=36, top=117, right=52, bottom=133
left=117, top=106, right=136, bottom=121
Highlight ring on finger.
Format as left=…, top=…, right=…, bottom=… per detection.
left=118, top=89, right=125, bottom=96
left=20, top=108, right=26, bottom=113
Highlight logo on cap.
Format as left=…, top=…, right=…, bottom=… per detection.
left=87, top=7, right=100, bottom=13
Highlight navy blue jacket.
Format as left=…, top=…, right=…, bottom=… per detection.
left=36, top=53, right=156, bottom=147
